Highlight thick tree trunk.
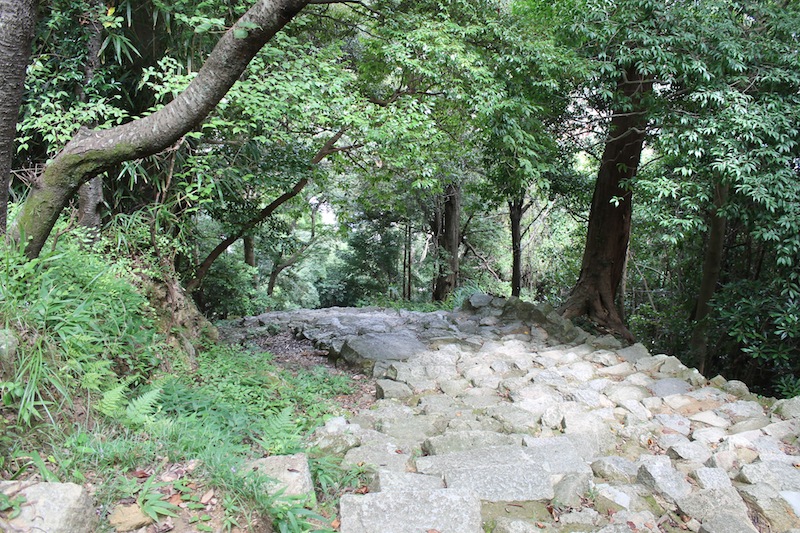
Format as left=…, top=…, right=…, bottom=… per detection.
left=559, top=67, right=652, bottom=342
left=433, top=182, right=461, bottom=301
left=0, top=0, right=37, bottom=235
left=690, top=183, right=729, bottom=374
left=508, top=197, right=528, bottom=298
left=11, top=0, right=309, bottom=258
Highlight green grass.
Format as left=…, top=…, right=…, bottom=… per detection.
left=6, top=343, right=362, bottom=532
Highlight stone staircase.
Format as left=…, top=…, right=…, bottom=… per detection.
left=293, top=295, right=800, bottom=533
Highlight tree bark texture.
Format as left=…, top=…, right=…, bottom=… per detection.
left=690, top=183, right=729, bottom=374
left=11, top=0, right=309, bottom=257
left=559, top=67, right=652, bottom=342
left=0, top=0, right=37, bottom=235
left=433, top=182, right=461, bottom=301
left=77, top=0, right=106, bottom=233
left=244, top=235, right=257, bottom=267
left=508, top=197, right=527, bottom=298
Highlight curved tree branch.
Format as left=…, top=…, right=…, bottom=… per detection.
left=11, top=0, right=310, bottom=258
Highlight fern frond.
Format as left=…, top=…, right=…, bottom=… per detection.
left=96, top=375, right=136, bottom=418
left=255, top=406, right=302, bottom=455
left=124, top=387, right=162, bottom=426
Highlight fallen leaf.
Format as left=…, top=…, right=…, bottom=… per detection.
left=331, top=518, right=341, bottom=529
left=132, top=469, right=150, bottom=479
left=355, top=486, right=369, bottom=494
left=200, top=489, right=214, bottom=505
left=167, top=493, right=182, bottom=506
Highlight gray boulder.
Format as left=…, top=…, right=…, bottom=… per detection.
left=0, top=481, right=97, bottom=533
left=338, top=333, right=427, bottom=375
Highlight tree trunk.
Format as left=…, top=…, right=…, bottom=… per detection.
left=403, top=219, right=412, bottom=300
left=559, top=66, right=652, bottom=342
left=77, top=0, right=106, bottom=235
left=0, top=0, right=37, bottom=235
left=433, top=182, right=461, bottom=301
left=508, top=196, right=527, bottom=298
left=243, top=235, right=256, bottom=267
left=690, top=183, right=729, bottom=374
left=11, top=0, right=309, bottom=258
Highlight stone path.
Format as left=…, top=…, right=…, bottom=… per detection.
left=238, top=294, right=800, bottom=533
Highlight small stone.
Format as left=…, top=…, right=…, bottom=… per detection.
left=667, top=442, right=712, bottom=464
left=637, top=455, right=692, bottom=502
left=109, top=504, right=153, bottom=532
left=246, top=453, right=315, bottom=499
left=376, top=379, right=414, bottom=400
left=689, top=411, right=731, bottom=428
left=592, top=456, right=639, bottom=482
left=649, top=378, right=693, bottom=397
left=616, top=343, right=650, bottom=362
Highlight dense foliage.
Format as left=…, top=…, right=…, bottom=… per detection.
left=1, top=0, right=800, bottom=527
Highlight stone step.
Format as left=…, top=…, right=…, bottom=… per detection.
left=339, top=489, right=482, bottom=533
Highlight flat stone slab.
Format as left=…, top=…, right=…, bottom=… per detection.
left=339, top=489, right=482, bottom=533
left=444, top=462, right=553, bottom=502
left=422, top=430, right=521, bottom=455
left=370, top=470, right=444, bottom=492
left=339, top=333, right=427, bottom=373
left=415, top=445, right=531, bottom=476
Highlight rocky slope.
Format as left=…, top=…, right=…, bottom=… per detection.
left=239, top=294, right=800, bottom=533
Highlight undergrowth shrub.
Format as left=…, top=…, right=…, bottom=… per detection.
left=0, top=230, right=166, bottom=426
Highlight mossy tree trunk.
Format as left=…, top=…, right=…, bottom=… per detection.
left=10, top=0, right=309, bottom=258
left=0, top=0, right=37, bottom=235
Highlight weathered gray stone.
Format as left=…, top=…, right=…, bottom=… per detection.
left=492, top=517, right=540, bottom=533
left=675, top=487, right=749, bottom=523
left=736, top=483, right=799, bottom=532
left=415, top=445, right=530, bottom=476
left=667, top=442, right=712, bottom=464
left=654, top=413, right=692, bottom=435
left=522, top=436, right=592, bottom=477
left=444, top=462, right=553, bottom=502
left=689, top=410, right=731, bottom=428
left=0, top=481, right=97, bottom=533
left=648, top=378, right=692, bottom=397
left=559, top=508, right=602, bottom=526
left=339, top=333, right=427, bottom=374
left=247, top=453, right=315, bottom=499
left=697, top=512, right=759, bottom=533
left=637, top=456, right=692, bottom=502
left=370, top=470, right=444, bottom=492
left=616, top=343, right=650, bottom=363
left=421, top=430, right=521, bottom=455
left=553, top=472, right=592, bottom=507
left=774, top=397, right=800, bottom=419
left=339, top=489, right=482, bottom=533
left=375, top=379, right=413, bottom=400
left=738, top=461, right=800, bottom=491
left=343, top=445, right=412, bottom=472
left=692, top=467, right=733, bottom=490
left=592, top=456, right=639, bottom=482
